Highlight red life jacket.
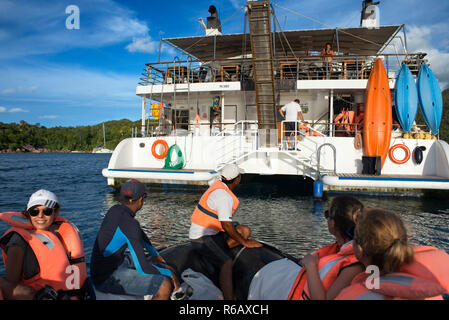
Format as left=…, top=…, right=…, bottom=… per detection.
left=0, top=212, right=88, bottom=298
left=335, top=246, right=449, bottom=300
left=191, top=180, right=239, bottom=232
left=288, top=241, right=359, bottom=300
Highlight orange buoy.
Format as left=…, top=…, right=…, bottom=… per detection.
left=151, top=140, right=169, bottom=159
left=388, top=144, right=411, bottom=164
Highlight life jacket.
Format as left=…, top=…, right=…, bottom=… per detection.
left=335, top=246, right=449, bottom=300
left=298, top=124, right=310, bottom=136
left=355, top=112, right=364, bottom=131
left=335, top=109, right=355, bottom=134
left=346, top=110, right=355, bottom=133
left=191, top=180, right=239, bottom=232
left=194, top=114, right=201, bottom=128
left=288, top=241, right=360, bottom=300
left=0, top=212, right=88, bottom=299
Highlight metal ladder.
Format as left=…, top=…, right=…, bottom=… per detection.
left=247, top=0, right=277, bottom=146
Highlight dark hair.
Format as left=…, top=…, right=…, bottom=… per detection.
left=329, top=195, right=363, bottom=240
left=294, top=99, right=300, bottom=104
left=325, top=42, right=332, bottom=47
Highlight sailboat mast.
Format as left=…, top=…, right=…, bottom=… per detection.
left=103, top=123, right=106, bottom=147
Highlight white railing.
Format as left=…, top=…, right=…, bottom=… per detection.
left=216, top=120, right=258, bottom=137
left=280, top=120, right=325, bottom=151
left=214, top=121, right=259, bottom=169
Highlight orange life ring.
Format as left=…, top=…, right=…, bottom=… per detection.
left=151, top=139, right=169, bottom=159
left=388, top=144, right=411, bottom=164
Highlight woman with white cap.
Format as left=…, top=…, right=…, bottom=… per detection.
left=0, top=189, right=90, bottom=300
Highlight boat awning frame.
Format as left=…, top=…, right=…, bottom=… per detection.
left=162, top=25, right=404, bottom=60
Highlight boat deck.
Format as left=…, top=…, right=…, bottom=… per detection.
left=322, top=173, right=449, bottom=193
left=326, top=173, right=449, bottom=182
left=111, top=167, right=216, bottom=174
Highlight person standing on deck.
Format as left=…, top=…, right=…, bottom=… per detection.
left=279, top=99, right=305, bottom=150
left=189, top=164, right=262, bottom=300
left=321, top=43, right=335, bottom=79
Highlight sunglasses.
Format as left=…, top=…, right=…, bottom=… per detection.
left=324, top=209, right=332, bottom=219
left=28, top=207, right=54, bottom=217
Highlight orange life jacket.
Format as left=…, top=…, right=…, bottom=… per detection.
left=194, top=114, right=201, bottom=128
left=288, top=241, right=360, bottom=300
left=0, top=212, right=88, bottom=298
left=335, top=109, right=355, bottom=134
left=335, top=246, right=449, bottom=300
left=355, top=112, right=364, bottom=131
left=191, top=180, right=239, bottom=232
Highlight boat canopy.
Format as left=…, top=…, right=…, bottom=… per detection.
left=162, top=25, right=403, bottom=60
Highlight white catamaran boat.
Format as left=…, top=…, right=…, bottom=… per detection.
left=102, top=0, right=449, bottom=196
left=93, top=123, right=113, bottom=154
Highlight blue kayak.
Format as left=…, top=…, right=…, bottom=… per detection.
left=394, top=64, right=418, bottom=133
left=417, top=64, right=443, bottom=135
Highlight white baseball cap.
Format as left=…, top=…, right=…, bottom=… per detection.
left=27, top=189, right=59, bottom=210
left=221, top=164, right=243, bottom=180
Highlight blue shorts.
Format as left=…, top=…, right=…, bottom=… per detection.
left=95, top=253, right=167, bottom=298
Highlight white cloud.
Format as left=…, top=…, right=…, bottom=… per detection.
left=1, top=86, right=38, bottom=95
left=0, top=106, right=28, bottom=113
left=229, top=0, right=246, bottom=10
left=0, top=62, right=139, bottom=110
left=9, top=108, right=28, bottom=113
left=125, top=35, right=176, bottom=56
left=406, top=24, right=449, bottom=89
left=0, top=0, right=151, bottom=60
left=126, top=36, right=158, bottom=54
left=39, top=115, right=58, bottom=119
left=1, top=88, right=15, bottom=95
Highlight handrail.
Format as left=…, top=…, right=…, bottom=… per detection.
left=139, top=52, right=428, bottom=86
left=216, top=120, right=258, bottom=137
left=316, top=143, right=337, bottom=177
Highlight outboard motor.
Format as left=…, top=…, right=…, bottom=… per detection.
left=360, top=0, right=380, bottom=28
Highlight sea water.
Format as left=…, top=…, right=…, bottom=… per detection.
left=0, top=153, right=448, bottom=275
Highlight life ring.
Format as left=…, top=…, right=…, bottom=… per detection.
left=388, top=144, right=411, bottom=164
left=151, top=140, right=169, bottom=159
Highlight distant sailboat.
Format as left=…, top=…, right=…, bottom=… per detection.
left=92, top=123, right=113, bottom=153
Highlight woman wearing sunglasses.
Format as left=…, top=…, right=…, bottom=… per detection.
left=0, top=189, right=90, bottom=300
left=287, top=195, right=365, bottom=300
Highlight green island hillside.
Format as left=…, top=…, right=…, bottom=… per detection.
left=1, top=88, right=449, bottom=152
left=0, top=119, right=145, bottom=153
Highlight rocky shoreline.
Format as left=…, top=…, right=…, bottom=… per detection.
left=0, top=144, right=74, bottom=153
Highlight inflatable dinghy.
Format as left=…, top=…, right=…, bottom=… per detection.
left=94, top=241, right=299, bottom=300
left=160, top=241, right=299, bottom=300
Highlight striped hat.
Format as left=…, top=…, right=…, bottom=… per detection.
left=27, top=189, right=59, bottom=210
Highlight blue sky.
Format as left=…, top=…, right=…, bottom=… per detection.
left=1, top=0, right=448, bottom=127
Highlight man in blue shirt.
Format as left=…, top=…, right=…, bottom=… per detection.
left=91, top=179, right=179, bottom=299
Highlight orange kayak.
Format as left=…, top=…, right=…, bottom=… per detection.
left=363, top=58, right=392, bottom=168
